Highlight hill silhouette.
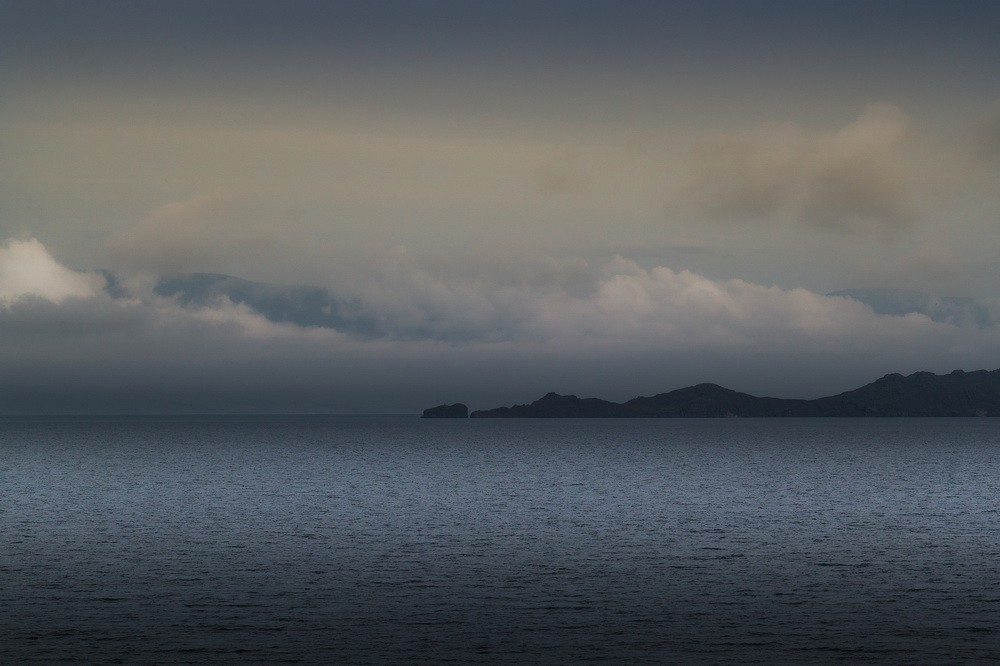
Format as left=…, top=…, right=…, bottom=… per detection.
left=466, top=369, right=1000, bottom=417
left=421, top=403, right=469, bottom=418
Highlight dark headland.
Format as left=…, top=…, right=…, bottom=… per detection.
left=427, top=369, right=1000, bottom=418
left=421, top=403, right=469, bottom=418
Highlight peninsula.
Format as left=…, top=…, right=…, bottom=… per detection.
left=421, top=403, right=469, bottom=418
left=445, top=369, right=1000, bottom=418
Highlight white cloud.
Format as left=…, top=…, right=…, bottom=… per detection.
left=0, top=237, right=104, bottom=305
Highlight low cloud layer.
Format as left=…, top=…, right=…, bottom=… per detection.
left=1, top=238, right=998, bottom=413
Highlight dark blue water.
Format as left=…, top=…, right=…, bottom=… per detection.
left=2, top=416, right=1000, bottom=663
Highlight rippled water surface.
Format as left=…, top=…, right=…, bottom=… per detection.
left=3, top=416, right=1000, bottom=663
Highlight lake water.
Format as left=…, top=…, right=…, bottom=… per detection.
left=2, top=416, right=1000, bottom=663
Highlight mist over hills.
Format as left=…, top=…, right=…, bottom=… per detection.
left=100, top=271, right=381, bottom=336
left=828, top=289, right=996, bottom=328
left=469, top=369, right=1000, bottom=418
left=56, top=269, right=999, bottom=416
left=98, top=271, right=998, bottom=336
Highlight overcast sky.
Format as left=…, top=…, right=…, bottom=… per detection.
left=2, top=1, right=999, bottom=413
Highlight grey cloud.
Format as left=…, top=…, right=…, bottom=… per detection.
left=679, top=103, right=913, bottom=234
left=3, top=238, right=1000, bottom=414
left=106, top=248, right=610, bottom=345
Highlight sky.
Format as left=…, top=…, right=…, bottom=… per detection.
left=1, top=1, right=999, bottom=413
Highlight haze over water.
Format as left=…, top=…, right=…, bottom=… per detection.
left=4, top=415, right=1000, bottom=663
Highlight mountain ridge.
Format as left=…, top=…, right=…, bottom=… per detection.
left=466, top=369, right=1000, bottom=417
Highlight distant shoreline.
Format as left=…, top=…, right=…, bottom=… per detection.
left=424, top=369, right=1000, bottom=418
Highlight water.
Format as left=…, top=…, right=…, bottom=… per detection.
left=2, top=416, right=1000, bottom=663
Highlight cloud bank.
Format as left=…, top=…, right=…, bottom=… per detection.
left=1, top=238, right=998, bottom=413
